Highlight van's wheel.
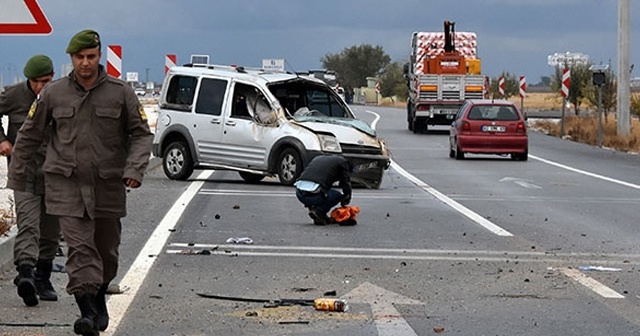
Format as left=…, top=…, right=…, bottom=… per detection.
left=162, top=141, right=194, bottom=180
left=370, top=169, right=384, bottom=189
left=277, top=148, right=302, bottom=185
left=239, top=172, right=265, bottom=183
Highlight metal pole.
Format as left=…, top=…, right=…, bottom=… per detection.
left=598, top=85, right=603, bottom=147
left=560, top=97, right=565, bottom=136
left=617, top=0, right=631, bottom=135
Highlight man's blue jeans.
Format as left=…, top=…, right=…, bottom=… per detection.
left=295, top=188, right=343, bottom=215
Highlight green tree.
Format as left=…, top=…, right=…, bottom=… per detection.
left=489, top=72, right=518, bottom=99
left=631, top=94, right=640, bottom=117
left=551, top=63, right=592, bottom=115
left=378, top=61, right=407, bottom=100
left=321, top=44, right=391, bottom=91
left=538, top=76, right=551, bottom=87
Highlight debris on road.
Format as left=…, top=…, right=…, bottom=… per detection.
left=278, top=320, right=310, bottom=324
left=106, top=284, right=129, bottom=294
left=197, top=292, right=314, bottom=308
left=175, top=248, right=214, bottom=255
left=196, top=292, right=350, bottom=312
left=578, top=266, right=622, bottom=272
left=226, top=237, right=253, bottom=244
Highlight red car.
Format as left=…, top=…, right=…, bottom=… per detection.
left=449, top=99, right=528, bottom=160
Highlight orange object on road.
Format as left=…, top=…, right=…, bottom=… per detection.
left=330, top=205, right=360, bottom=223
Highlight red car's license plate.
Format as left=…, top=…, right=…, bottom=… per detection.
left=482, top=125, right=506, bottom=132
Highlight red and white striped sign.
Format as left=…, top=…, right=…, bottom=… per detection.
left=107, top=45, right=122, bottom=79
left=375, top=82, right=380, bottom=93
left=498, top=76, right=505, bottom=97
left=519, top=76, right=526, bottom=98
left=0, top=0, right=52, bottom=35
left=165, top=54, right=177, bottom=74
left=561, top=68, right=570, bottom=98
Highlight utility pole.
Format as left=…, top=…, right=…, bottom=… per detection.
left=617, top=0, right=630, bottom=135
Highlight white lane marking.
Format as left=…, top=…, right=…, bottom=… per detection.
left=168, top=243, right=636, bottom=264
left=342, top=282, right=421, bottom=336
left=558, top=267, right=625, bottom=299
left=500, top=177, right=542, bottom=189
left=365, top=109, right=382, bottom=129
left=390, top=160, right=513, bottom=237
left=167, top=243, right=640, bottom=260
left=104, top=171, right=213, bottom=336
left=198, top=189, right=430, bottom=199
left=531, top=154, right=640, bottom=190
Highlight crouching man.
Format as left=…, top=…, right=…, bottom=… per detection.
left=294, top=155, right=353, bottom=225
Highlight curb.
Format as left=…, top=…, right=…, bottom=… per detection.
left=0, top=225, right=16, bottom=267
left=0, top=157, right=162, bottom=268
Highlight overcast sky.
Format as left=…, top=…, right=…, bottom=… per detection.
left=0, top=0, right=638, bottom=86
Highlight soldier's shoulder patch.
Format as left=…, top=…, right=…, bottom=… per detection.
left=139, top=106, right=147, bottom=122
left=27, top=100, right=38, bottom=119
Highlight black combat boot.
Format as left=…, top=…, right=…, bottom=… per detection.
left=16, top=264, right=38, bottom=307
left=74, top=293, right=99, bottom=336
left=95, top=283, right=109, bottom=331
left=35, top=259, right=58, bottom=301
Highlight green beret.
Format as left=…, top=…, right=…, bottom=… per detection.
left=66, top=29, right=101, bottom=54
left=23, top=54, right=53, bottom=79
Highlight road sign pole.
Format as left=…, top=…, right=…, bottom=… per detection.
left=597, top=85, right=603, bottom=147
left=561, top=98, right=565, bottom=136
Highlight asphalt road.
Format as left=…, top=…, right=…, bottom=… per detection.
left=2, top=106, right=640, bottom=335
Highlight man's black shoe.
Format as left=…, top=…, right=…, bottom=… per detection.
left=308, top=209, right=327, bottom=225
left=17, top=264, right=38, bottom=307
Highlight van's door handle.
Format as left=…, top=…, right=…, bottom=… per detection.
left=225, top=120, right=236, bottom=126
left=211, top=118, right=221, bottom=124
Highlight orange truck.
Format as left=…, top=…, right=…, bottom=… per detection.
left=404, top=20, right=488, bottom=133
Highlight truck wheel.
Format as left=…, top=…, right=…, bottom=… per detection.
left=277, top=148, right=302, bottom=186
left=239, top=172, right=265, bottom=183
left=162, top=141, right=194, bottom=180
left=412, top=120, right=424, bottom=134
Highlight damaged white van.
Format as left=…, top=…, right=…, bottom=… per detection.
left=152, top=62, right=390, bottom=189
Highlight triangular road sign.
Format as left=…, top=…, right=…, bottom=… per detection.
left=0, top=0, right=52, bottom=35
